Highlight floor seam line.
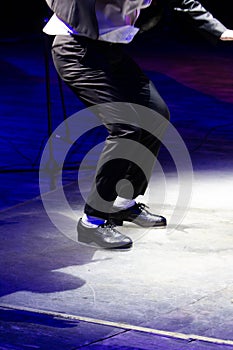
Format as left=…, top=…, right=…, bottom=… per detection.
left=71, top=329, right=130, bottom=349
left=1, top=303, right=233, bottom=347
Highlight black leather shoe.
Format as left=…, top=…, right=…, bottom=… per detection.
left=109, top=203, right=167, bottom=228
left=77, top=219, right=133, bottom=249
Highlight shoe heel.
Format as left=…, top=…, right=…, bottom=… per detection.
left=78, top=231, right=92, bottom=244
left=109, top=218, right=123, bottom=226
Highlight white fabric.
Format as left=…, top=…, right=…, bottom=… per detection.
left=43, top=14, right=78, bottom=35
left=43, top=0, right=152, bottom=43
left=82, top=214, right=106, bottom=227
left=43, top=15, right=139, bottom=43
left=113, top=197, right=136, bottom=209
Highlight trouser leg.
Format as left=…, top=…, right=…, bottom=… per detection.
left=51, top=35, right=170, bottom=219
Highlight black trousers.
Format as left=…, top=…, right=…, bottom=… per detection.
left=52, top=35, right=170, bottom=219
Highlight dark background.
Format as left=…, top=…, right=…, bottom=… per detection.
left=0, top=0, right=232, bottom=38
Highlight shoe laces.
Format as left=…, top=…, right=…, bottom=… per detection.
left=99, top=222, right=124, bottom=239
left=100, top=222, right=117, bottom=231
left=137, top=202, right=150, bottom=212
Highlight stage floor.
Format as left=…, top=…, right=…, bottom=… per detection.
left=0, top=34, right=233, bottom=349
left=0, top=169, right=233, bottom=349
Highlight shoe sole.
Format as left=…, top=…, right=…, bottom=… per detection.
left=77, top=232, right=133, bottom=250
left=77, top=239, right=133, bottom=250
left=109, top=219, right=167, bottom=228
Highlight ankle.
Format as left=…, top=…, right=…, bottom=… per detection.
left=82, top=214, right=106, bottom=228
left=113, top=197, right=136, bottom=209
